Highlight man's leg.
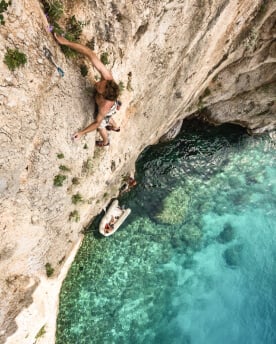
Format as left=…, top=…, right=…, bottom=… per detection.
left=97, top=128, right=109, bottom=146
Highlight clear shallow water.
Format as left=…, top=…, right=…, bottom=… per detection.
left=56, top=120, right=276, bottom=344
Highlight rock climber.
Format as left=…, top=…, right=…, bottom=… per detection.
left=104, top=216, right=115, bottom=234
left=54, top=33, right=121, bottom=147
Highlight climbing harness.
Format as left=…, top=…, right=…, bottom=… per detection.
left=43, top=46, right=64, bottom=77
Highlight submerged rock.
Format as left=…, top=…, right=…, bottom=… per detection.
left=155, top=188, right=189, bottom=225
left=183, top=225, right=202, bottom=247
left=223, top=244, right=243, bottom=268
left=216, top=222, right=235, bottom=243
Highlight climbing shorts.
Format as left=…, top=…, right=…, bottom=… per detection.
left=98, top=116, right=111, bottom=129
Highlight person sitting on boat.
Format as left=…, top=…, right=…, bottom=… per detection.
left=104, top=216, right=115, bottom=233
left=54, top=33, right=120, bottom=147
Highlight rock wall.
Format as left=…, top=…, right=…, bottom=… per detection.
left=0, top=0, right=275, bottom=342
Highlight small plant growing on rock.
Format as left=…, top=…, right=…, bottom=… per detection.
left=80, top=64, right=88, bottom=77
left=45, top=263, right=54, bottom=277
left=35, top=325, right=46, bottom=339
left=258, top=2, right=266, bottom=14
left=127, top=71, right=133, bottom=91
left=83, top=143, right=88, bottom=149
left=72, top=177, right=80, bottom=185
left=69, top=210, right=80, bottom=222
left=111, top=160, right=116, bottom=172
left=59, top=165, right=70, bottom=172
left=57, top=153, right=64, bottom=159
left=197, top=98, right=205, bottom=111
left=53, top=174, right=66, bottom=186
left=67, top=15, right=83, bottom=41
left=82, top=158, right=94, bottom=174
left=42, top=1, right=84, bottom=59
left=0, top=0, right=10, bottom=25
left=86, top=37, right=95, bottom=50
left=119, top=81, right=125, bottom=95
left=4, top=48, right=27, bottom=71
left=72, top=192, right=83, bottom=204
left=42, top=0, right=63, bottom=21
left=212, top=74, right=218, bottom=82
left=244, top=28, right=259, bottom=52
left=202, top=87, right=211, bottom=98
left=100, top=52, right=109, bottom=65
left=60, top=33, right=79, bottom=58
left=58, top=256, right=65, bottom=265
left=59, top=16, right=85, bottom=58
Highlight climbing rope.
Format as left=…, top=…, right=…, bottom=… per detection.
left=43, top=46, right=64, bottom=77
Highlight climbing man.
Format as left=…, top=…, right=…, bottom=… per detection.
left=54, top=33, right=121, bottom=147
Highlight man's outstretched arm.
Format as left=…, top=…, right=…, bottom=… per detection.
left=54, top=34, right=113, bottom=81
left=73, top=110, right=106, bottom=140
left=74, top=121, right=99, bottom=140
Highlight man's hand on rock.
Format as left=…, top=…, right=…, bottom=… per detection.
left=54, top=33, right=68, bottom=46
left=72, top=132, right=83, bottom=141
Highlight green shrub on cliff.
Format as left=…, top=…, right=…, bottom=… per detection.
left=82, top=158, right=94, bottom=174
left=66, top=15, right=83, bottom=41
left=80, top=64, right=88, bottom=77
left=119, top=81, right=125, bottom=95
left=45, top=263, right=54, bottom=277
left=202, top=87, right=211, bottom=98
left=4, top=48, right=27, bottom=71
left=57, top=153, right=64, bottom=159
left=72, top=192, right=83, bottom=204
left=53, top=174, right=66, bottom=186
left=0, top=0, right=10, bottom=25
left=71, top=177, right=80, bottom=185
left=35, top=325, right=46, bottom=339
left=42, top=0, right=63, bottom=21
left=59, top=16, right=85, bottom=58
left=42, top=1, right=85, bottom=59
left=59, top=165, right=70, bottom=172
left=69, top=210, right=80, bottom=222
left=100, top=52, right=109, bottom=65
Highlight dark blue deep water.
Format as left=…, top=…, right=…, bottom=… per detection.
left=56, top=120, right=276, bottom=344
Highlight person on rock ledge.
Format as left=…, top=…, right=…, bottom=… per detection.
left=54, top=33, right=121, bottom=147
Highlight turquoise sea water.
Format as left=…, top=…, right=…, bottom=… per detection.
left=56, top=120, right=276, bottom=344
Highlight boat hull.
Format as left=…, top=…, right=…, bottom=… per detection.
left=99, top=200, right=131, bottom=237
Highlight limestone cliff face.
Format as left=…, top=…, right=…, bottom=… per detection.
left=0, top=0, right=275, bottom=342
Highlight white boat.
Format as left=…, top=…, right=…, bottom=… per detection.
left=99, top=200, right=131, bottom=237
